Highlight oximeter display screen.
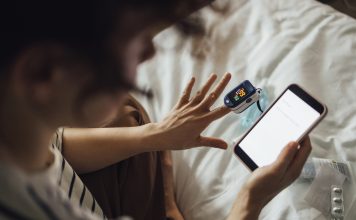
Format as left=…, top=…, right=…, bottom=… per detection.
left=226, top=80, right=255, bottom=107
left=231, top=87, right=247, bottom=101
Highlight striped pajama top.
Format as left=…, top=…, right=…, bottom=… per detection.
left=51, top=128, right=105, bottom=219
left=0, top=128, right=134, bottom=219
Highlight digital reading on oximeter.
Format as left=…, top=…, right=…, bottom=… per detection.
left=224, top=80, right=261, bottom=113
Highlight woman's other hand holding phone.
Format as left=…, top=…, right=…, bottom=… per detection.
left=227, top=137, right=312, bottom=220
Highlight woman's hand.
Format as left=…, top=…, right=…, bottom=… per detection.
left=150, top=73, right=232, bottom=150
left=228, top=137, right=312, bottom=220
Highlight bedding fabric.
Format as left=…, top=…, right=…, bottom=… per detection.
left=133, top=0, right=356, bottom=219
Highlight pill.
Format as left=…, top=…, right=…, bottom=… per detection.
left=333, top=187, right=342, bottom=193
left=332, top=207, right=343, bottom=213
left=333, top=197, right=343, bottom=203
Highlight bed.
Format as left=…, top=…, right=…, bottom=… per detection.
left=133, top=0, right=356, bottom=219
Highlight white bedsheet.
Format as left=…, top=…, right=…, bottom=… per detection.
left=133, top=0, right=356, bottom=219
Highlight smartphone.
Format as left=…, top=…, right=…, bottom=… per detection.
left=234, top=84, right=327, bottom=171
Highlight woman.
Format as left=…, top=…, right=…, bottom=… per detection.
left=0, top=0, right=311, bottom=219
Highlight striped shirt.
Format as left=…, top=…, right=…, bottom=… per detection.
left=0, top=129, right=132, bottom=220
left=0, top=152, right=108, bottom=220
left=51, top=128, right=105, bottom=218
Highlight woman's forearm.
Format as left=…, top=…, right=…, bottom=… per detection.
left=227, top=188, right=263, bottom=220
left=62, top=124, right=160, bottom=174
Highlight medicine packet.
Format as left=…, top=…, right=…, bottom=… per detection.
left=300, top=157, right=351, bottom=181
left=304, top=165, right=346, bottom=216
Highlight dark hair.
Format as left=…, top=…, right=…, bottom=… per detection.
left=0, top=0, right=209, bottom=80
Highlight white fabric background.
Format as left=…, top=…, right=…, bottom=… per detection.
left=133, top=0, right=356, bottom=219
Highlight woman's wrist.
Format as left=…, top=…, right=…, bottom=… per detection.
left=239, top=190, right=263, bottom=219
left=139, top=122, right=167, bottom=151
left=228, top=186, right=264, bottom=220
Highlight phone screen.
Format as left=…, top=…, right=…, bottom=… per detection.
left=237, top=88, right=322, bottom=168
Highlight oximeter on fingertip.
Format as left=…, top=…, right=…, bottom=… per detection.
left=224, top=80, right=262, bottom=113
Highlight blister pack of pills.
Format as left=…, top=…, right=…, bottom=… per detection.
left=304, top=165, right=346, bottom=216
left=331, top=185, right=344, bottom=220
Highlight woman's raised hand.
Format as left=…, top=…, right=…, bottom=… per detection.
left=151, top=73, right=232, bottom=150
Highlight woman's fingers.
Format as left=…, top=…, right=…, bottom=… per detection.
left=178, top=73, right=231, bottom=109
left=200, top=72, right=231, bottom=109
left=271, top=142, right=299, bottom=174
left=191, top=74, right=217, bottom=103
left=198, top=136, right=228, bottom=149
left=285, top=137, right=312, bottom=181
left=176, top=77, right=196, bottom=108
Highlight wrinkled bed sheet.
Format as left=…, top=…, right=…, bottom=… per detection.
left=133, top=0, right=356, bottom=219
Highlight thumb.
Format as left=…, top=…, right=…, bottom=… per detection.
left=271, top=142, right=299, bottom=174
left=198, top=136, right=228, bottom=149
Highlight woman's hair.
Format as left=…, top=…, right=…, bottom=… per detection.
left=0, top=0, right=208, bottom=88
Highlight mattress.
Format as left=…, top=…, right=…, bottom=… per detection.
left=133, top=0, right=356, bottom=219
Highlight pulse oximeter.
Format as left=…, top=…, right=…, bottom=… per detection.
left=224, top=80, right=262, bottom=113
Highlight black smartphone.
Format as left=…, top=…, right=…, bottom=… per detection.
left=234, top=84, right=327, bottom=171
